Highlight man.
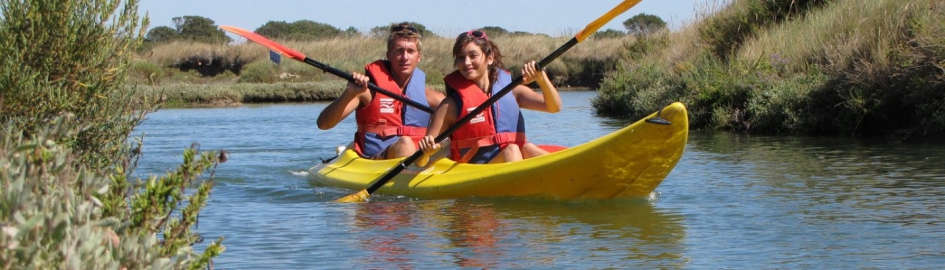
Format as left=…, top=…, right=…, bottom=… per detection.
left=317, top=23, right=444, bottom=159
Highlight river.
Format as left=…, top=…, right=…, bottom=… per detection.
left=134, top=91, right=945, bottom=269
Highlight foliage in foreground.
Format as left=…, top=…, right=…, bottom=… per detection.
left=1, top=0, right=225, bottom=267
left=1, top=120, right=225, bottom=269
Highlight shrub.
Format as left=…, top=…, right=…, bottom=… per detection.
left=129, top=60, right=166, bottom=85
left=593, top=61, right=686, bottom=120
left=0, top=0, right=151, bottom=170
left=1, top=119, right=225, bottom=269
left=238, top=61, right=278, bottom=83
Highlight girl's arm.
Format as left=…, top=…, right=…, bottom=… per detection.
left=513, top=61, right=561, bottom=113
left=417, top=97, right=456, bottom=166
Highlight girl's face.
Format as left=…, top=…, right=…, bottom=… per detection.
left=454, top=42, right=493, bottom=83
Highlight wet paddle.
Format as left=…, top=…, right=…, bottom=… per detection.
left=219, top=25, right=434, bottom=114
left=336, top=0, right=645, bottom=203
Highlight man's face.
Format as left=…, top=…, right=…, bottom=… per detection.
left=386, top=37, right=421, bottom=81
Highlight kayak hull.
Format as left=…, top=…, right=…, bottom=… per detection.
left=310, top=102, right=688, bottom=200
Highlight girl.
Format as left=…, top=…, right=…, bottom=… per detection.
left=418, top=30, right=561, bottom=166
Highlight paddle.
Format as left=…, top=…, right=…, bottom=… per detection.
left=219, top=25, right=434, bottom=114
left=335, top=0, right=645, bottom=203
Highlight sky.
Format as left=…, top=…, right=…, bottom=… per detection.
left=137, top=0, right=719, bottom=37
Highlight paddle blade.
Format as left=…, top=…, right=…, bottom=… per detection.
left=335, top=189, right=370, bottom=203
left=575, top=0, right=643, bottom=42
left=219, top=25, right=307, bottom=62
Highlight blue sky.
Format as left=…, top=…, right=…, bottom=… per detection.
left=138, top=0, right=718, bottom=37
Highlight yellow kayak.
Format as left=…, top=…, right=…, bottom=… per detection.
left=310, top=102, right=688, bottom=200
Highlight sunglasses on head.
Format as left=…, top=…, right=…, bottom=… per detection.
left=391, top=25, right=420, bottom=34
left=464, top=30, right=487, bottom=40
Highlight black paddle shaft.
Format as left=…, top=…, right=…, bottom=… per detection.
left=363, top=38, right=579, bottom=194
left=302, top=58, right=434, bottom=114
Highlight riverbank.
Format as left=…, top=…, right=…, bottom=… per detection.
left=594, top=0, right=944, bottom=138
left=134, top=81, right=594, bottom=107
left=135, top=81, right=345, bottom=107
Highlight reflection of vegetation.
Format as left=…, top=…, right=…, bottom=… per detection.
left=594, top=0, right=945, bottom=138
left=685, top=131, right=945, bottom=228
left=1, top=0, right=223, bottom=267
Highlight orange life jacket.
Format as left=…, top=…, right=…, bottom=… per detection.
left=443, top=69, right=526, bottom=163
left=353, top=60, right=430, bottom=157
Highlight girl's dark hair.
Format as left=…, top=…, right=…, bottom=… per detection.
left=452, top=30, right=505, bottom=91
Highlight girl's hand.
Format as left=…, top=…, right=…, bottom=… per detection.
left=418, top=135, right=440, bottom=155
left=416, top=135, right=440, bottom=167
left=521, top=60, right=544, bottom=85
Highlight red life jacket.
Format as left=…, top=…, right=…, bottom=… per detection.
left=444, top=70, right=526, bottom=163
left=353, top=60, right=430, bottom=157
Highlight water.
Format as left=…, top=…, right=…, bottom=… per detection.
left=134, top=91, right=945, bottom=269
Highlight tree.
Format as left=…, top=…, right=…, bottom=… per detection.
left=255, top=21, right=293, bottom=39
left=145, top=26, right=179, bottom=43
left=594, top=29, right=626, bottom=39
left=289, top=20, right=344, bottom=39
left=172, top=15, right=230, bottom=44
left=255, top=20, right=345, bottom=41
left=369, top=21, right=434, bottom=38
left=510, top=31, right=538, bottom=37
left=622, top=13, right=666, bottom=36
left=480, top=26, right=509, bottom=37
left=368, top=26, right=387, bottom=38
left=344, top=26, right=361, bottom=37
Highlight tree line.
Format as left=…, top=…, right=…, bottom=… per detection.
left=145, top=14, right=667, bottom=44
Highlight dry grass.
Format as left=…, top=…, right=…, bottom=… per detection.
left=139, top=33, right=634, bottom=86
left=736, top=0, right=920, bottom=75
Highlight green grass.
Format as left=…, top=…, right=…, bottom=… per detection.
left=134, top=81, right=347, bottom=107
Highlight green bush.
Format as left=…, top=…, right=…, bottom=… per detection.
left=592, top=61, right=686, bottom=120
left=681, top=55, right=756, bottom=130
left=0, top=0, right=149, bottom=170
left=746, top=69, right=827, bottom=134
left=238, top=61, right=278, bottom=83
left=129, top=60, right=166, bottom=85
left=623, top=33, right=669, bottom=61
